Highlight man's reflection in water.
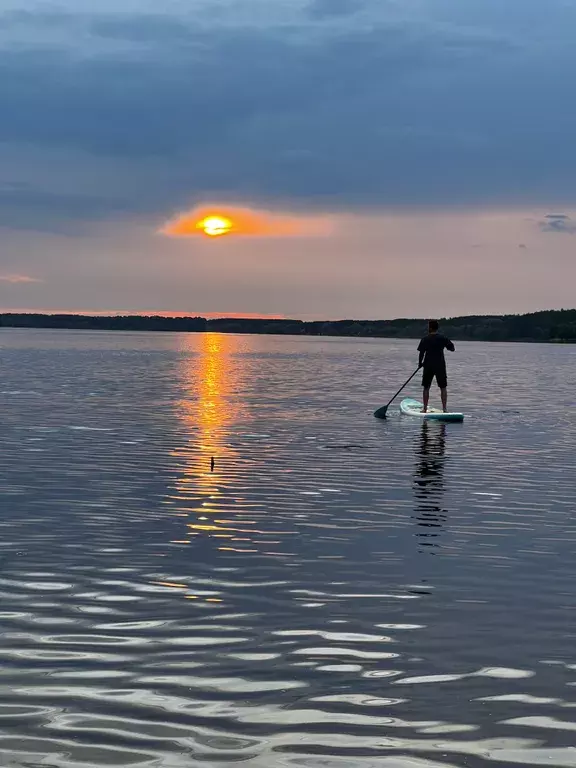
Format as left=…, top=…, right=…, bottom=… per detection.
left=413, top=421, right=447, bottom=554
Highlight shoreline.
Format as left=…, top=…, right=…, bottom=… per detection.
left=1, top=309, right=575, bottom=344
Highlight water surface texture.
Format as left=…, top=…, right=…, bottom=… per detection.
left=0, top=329, right=575, bottom=768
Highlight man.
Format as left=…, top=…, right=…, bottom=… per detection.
left=417, top=320, right=455, bottom=413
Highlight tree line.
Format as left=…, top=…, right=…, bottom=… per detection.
left=0, top=309, right=575, bottom=342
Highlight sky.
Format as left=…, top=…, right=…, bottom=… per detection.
left=0, top=0, right=575, bottom=320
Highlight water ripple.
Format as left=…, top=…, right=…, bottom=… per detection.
left=0, top=330, right=574, bottom=767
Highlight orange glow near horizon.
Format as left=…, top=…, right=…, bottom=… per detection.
left=160, top=204, right=334, bottom=239
left=0, top=307, right=288, bottom=319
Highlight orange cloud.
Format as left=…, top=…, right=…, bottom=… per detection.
left=160, top=204, right=333, bottom=239
left=0, top=274, right=41, bottom=284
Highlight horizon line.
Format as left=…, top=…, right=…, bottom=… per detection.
left=0, top=307, right=573, bottom=323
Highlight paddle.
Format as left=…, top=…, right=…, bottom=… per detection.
left=373, top=367, right=420, bottom=419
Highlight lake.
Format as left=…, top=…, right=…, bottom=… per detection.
left=0, top=329, right=575, bottom=768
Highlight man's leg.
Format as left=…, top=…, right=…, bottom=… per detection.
left=437, top=368, right=448, bottom=412
left=421, top=368, right=433, bottom=412
left=423, top=388, right=430, bottom=412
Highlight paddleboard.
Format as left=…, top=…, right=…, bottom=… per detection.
left=400, top=397, right=464, bottom=422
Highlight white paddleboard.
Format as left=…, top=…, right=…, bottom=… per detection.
left=400, top=397, right=464, bottom=422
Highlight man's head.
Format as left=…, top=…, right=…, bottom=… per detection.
left=428, top=319, right=439, bottom=333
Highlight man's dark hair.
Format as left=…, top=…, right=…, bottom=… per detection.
left=428, top=319, right=439, bottom=332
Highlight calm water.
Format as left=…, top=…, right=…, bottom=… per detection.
left=0, top=329, right=575, bottom=768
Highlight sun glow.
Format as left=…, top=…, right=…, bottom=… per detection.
left=197, top=215, right=233, bottom=237
left=160, top=204, right=334, bottom=239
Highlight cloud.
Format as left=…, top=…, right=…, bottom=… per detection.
left=160, top=205, right=334, bottom=238
left=1, top=0, right=576, bottom=235
left=0, top=182, right=134, bottom=232
left=306, top=0, right=364, bottom=20
left=89, top=13, right=195, bottom=42
left=539, top=214, right=576, bottom=234
left=0, top=274, right=41, bottom=283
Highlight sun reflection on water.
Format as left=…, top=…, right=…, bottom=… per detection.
left=158, top=333, right=293, bottom=600
left=185, top=333, right=238, bottom=497
left=167, top=334, right=277, bottom=565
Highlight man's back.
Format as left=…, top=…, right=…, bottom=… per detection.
left=418, top=332, right=454, bottom=369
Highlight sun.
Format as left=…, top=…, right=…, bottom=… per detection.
left=197, top=215, right=233, bottom=237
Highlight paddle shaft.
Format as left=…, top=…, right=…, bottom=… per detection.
left=385, top=367, right=420, bottom=409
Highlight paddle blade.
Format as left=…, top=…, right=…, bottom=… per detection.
left=373, top=405, right=388, bottom=419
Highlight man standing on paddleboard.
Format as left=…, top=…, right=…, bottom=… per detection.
left=418, top=320, right=455, bottom=413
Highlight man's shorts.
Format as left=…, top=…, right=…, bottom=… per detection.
left=422, top=366, right=447, bottom=389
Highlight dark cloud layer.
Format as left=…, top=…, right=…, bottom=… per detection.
left=0, top=184, right=140, bottom=232
left=307, top=0, right=364, bottom=20
left=1, top=1, right=576, bottom=230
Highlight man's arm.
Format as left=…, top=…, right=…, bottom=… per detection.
left=445, top=337, right=455, bottom=352
left=418, top=339, right=426, bottom=367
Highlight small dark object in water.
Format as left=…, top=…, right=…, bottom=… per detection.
left=324, top=444, right=365, bottom=451
left=210, top=457, right=215, bottom=472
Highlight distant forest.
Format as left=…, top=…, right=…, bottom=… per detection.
left=1, top=309, right=575, bottom=343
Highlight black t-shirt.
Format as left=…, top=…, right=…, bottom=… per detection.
left=418, top=333, right=455, bottom=369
